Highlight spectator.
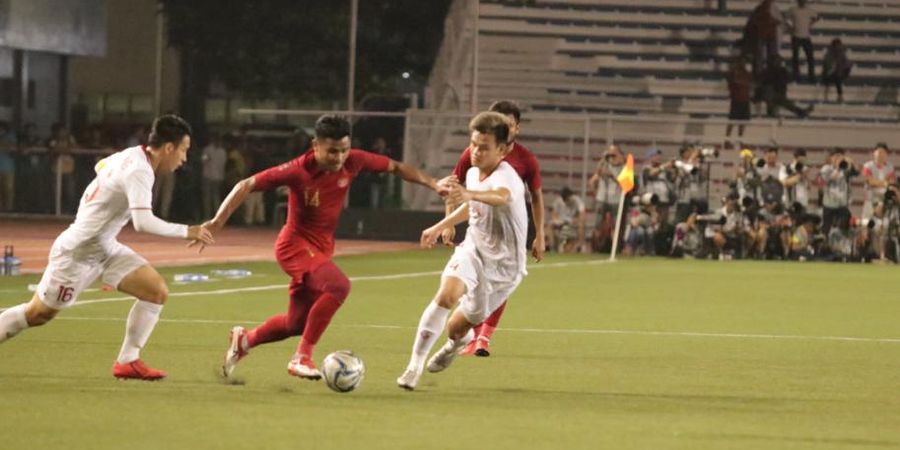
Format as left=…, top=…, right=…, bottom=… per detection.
left=785, top=0, right=819, bottom=83
left=861, top=142, right=896, bottom=218
left=759, top=56, right=814, bottom=118
left=790, top=214, right=820, bottom=260
left=673, top=144, right=709, bottom=224
left=705, top=193, right=743, bottom=259
left=201, top=134, right=227, bottom=220
left=0, top=121, right=17, bottom=212
left=726, top=58, right=753, bottom=139
left=822, top=38, right=851, bottom=103
left=548, top=187, right=586, bottom=253
left=779, top=148, right=812, bottom=212
left=624, top=193, right=660, bottom=256
left=819, top=147, right=858, bottom=235
left=47, top=123, right=78, bottom=214
left=671, top=213, right=705, bottom=258
left=640, top=148, right=674, bottom=224
left=744, top=0, right=782, bottom=76
left=757, top=146, right=785, bottom=207
left=242, top=138, right=267, bottom=225
left=125, top=125, right=147, bottom=147
left=588, top=144, right=624, bottom=252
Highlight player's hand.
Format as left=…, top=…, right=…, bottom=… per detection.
left=436, top=175, right=459, bottom=197
left=531, top=233, right=546, bottom=262
left=186, top=224, right=215, bottom=253
left=440, top=226, right=456, bottom=247
left=421, top=225, right=443, bottom=249
left=447, top=184, right=471, bottom=205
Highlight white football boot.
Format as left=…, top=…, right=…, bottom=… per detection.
left=222, top=326, right=249, bottom=378
left=396, top=367, right=422, bottom=391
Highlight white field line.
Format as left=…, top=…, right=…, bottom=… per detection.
left=50, top=316, right=900, bottom=344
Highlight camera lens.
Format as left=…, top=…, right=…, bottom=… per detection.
left=755, top=159, right=766, bottom=168
left=839, top=160, right=849, bottom=170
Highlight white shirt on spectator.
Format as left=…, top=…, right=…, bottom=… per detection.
left=787, top=6, right=818, bottom=38
left=202, top=143, right=227, bottom=181
left=552, top=194, right=585, bottom=225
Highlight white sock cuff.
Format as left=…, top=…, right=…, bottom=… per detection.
left=135, top=301, right=164, bottom=314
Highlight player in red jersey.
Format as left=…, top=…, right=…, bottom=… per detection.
left=204, top=115, right=447, bottom=380
left=442, top=100, right=545, bottom=357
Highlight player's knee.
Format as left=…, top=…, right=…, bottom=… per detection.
left=434, top=292, right=459, bottom=309
left=144, top=281, right=169, bottom=304
left=327, top=276, right=351, bottom=302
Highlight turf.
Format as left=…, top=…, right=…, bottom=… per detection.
left=1, top=251, right=899, bottom=449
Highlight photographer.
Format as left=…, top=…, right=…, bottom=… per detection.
left=861, top=142, right=896, bottom=219
left=548, top=187, right=586, bottom=253
left=735, top=148, right=760, bottom=201
left=588, top=145, right=625, bottom=252
left=789, top=213, right=822, bottom=261
left=671, top=213, right=705, bottom=258
left=779, top=148, right=812, bottom=213
left=624, top=193, right=660, bottom=256
left=640, top=148, right=674, bottom=225
left=702, top=193, right=744, bottom=259
left=820, top=147, right=859, bottom=235
left=674, top=144, right=711, bottom=224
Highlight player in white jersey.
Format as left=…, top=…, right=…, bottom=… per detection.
left=397, top=112, right=528, bottom=390
left=0, top=115, right=214, bottom=380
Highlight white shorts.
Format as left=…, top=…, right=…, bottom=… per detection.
left=441, top=246, right=523, bottom=325
left=37, top=241, right=148, bottom=309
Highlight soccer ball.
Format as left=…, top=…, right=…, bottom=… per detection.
left=322, top=350, right=365, bottom=393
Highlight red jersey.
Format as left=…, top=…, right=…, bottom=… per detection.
left=254, top=149, right=391, bottom=256
left=452, top=142, right=542, bottom=193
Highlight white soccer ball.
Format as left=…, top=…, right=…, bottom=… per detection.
left=322, top=350, right=365, bottom=393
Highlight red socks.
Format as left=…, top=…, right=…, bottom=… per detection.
left=296, top=293, right=344, bottom=358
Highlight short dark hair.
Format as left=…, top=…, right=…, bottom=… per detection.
left=793, top=148, right=807, bottom=158
left=830, top=147, right=845, bottom=156
left=488, top=100, right=521, bottom=124
left=315, top=114, right=351, bottom=140
left=148, top=114, right=192, bottom=148
left=469, top=112, right=510, bottom=145
left=766, top=146, right=779, bottom=154
left=875, top=142, right=889, bottom=151
left=560, top=187, right=574, bottom=199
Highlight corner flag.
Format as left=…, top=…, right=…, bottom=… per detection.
left=616, top=154, right=635, bottom=194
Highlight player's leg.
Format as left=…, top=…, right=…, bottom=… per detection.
left=288, top=261, right=351, bottom=380
left=112, top=263, right=169, bottom=380
left=472, top=300, right=507, bottom=357
left=0, top=293, right=59, bottom=343
left=223, top=279, right=313, bottom=377
left=396, top=275, right=466, bottom=390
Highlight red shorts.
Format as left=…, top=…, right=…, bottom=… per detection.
left=275, top=237, right=331, bottom=281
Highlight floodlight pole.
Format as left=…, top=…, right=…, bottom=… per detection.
left=348, top=0, right=358, bottom=113
left=470, top=0, right=479, bottom=114
left=154, top=3, right=164, bottom=115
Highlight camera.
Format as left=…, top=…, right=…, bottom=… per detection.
left=741, top=196, right=757, bottom=209
left=632, top=192, right=659, bottom=206
left=859, top=218, right=878, bottom=229
left=674, top=160, right=699, bottom=175
left=696, top=213, right=727, bottom=225
left=699, top=147, right=719, bottom=158
left=838, top=159, right=849, bottom=170
left=787, top=161, right=805, bottom=174
left=755, top=158, right=766, bottom=168
left=884, top=188, right=897, bottom=205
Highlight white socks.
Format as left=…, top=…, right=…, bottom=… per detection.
left=116, top=301, right=163, bottom=364
left=0, top=304, right=29, bottom=343
left=407, top=301, right=450, bottom=372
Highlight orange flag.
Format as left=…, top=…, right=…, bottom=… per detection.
left=616, top=153, right=635, bottom=194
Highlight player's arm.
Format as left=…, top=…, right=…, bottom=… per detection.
left=421, top=203, right=469, bottom=249
left=387, top=159, right=443, bottom=193
left=449, top=184, right=511, bottom=207
left=531, top=189, right=546, bottom=261
left=206, top=176, right=257, bottom=232
left=126, top=171, right=212, bottom=244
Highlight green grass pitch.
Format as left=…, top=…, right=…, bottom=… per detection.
left=1, top=250, right=899, bottom=449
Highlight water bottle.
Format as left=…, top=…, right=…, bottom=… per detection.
left=3, top=245, right=11, bottom=276
left=210, top=269, right=252, bottom=279
left=173, top=273, right=209, bottom=283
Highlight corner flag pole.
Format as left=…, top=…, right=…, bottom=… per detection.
left=609, top=190, right=627, bottom=261
left=609, top=153, right=635, bottom=262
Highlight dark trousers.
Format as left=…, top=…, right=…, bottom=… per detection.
left=791, top=37, right=815, bottom=82
left=822, top=206, right=850, bottom=235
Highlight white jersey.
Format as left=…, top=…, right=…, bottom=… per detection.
left=56, top=146, right=174, bottom=255
left=460, top=161, right=528, bottom=282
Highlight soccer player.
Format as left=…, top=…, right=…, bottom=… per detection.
left=442, top=100, right=544, bottom=357
left=0, top=115, right=214, bottom=380
left=211, top=114, right=447, bottom=380
left=397, top=112, right=528, bottom=390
